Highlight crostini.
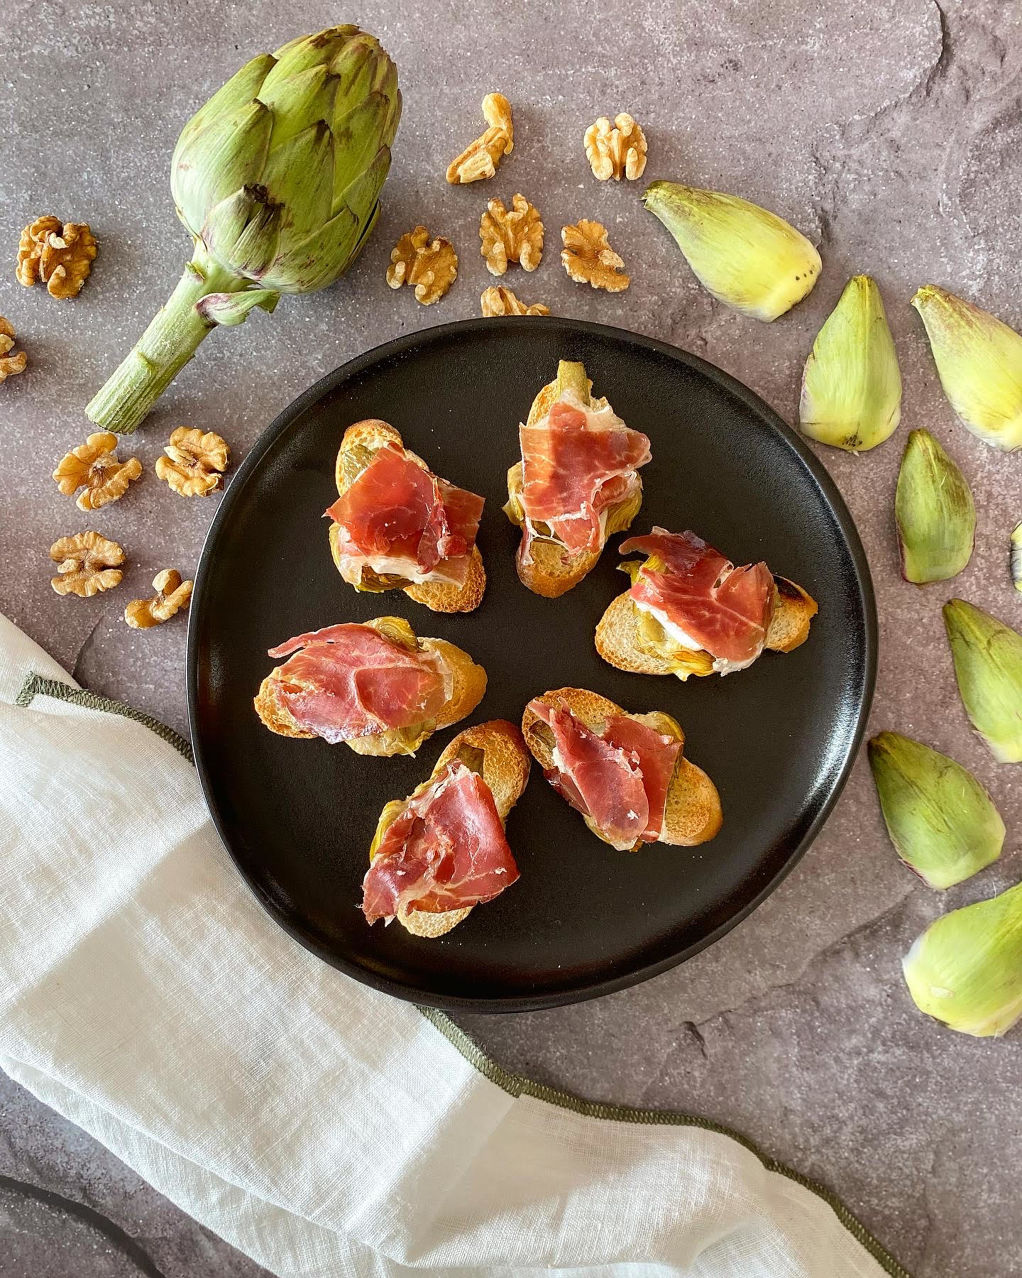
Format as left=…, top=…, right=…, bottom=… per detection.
left=522, top=687, right=722, bottom=850
left=255, top=617, right=486, bottom=757
left=504, top=360, right=651, bottom=597
left=361, top=720, right=531, bottom=936
left=327, top=419, right=486, bottom=614
left=596, top=528, right=817, bottom=679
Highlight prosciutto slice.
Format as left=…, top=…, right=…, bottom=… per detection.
left=621, top=528, right=774, bottom=667
left=361, top=762, right=519, bottom=924
left=529, top=699, right=682, bottom=851
left=267, top=623, right=447, bottom=744
left=326, top=445, right=484, bottom=584
left=519, top=397, right=651, bottom=556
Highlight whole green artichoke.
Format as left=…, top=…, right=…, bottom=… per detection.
left=87, top=27, right=401, bottom=434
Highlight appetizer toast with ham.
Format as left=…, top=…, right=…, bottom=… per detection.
left=327, top=420, right=487, bottom=613
left=504, top=360, right=651, bottom=597
left=255, top=618, right=486, bottom=757
left=361, top=720, right=531, bottom=937
left=597, top=529, right=817, bottom=680
left=522, top=688, right=721, bottom=850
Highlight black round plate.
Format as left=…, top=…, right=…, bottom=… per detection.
left=188, top=318, right=876, bottom=1012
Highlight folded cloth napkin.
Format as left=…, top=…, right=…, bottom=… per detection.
left=0, top=614, right=902, bottom=1278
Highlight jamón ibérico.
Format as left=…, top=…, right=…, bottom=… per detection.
left=528, top=698, right=682, bottom=851
left=267, top=623, right=448, bottom=744
left=326, top=445, right=484, bottom=583
left=519, top=397, right=650, bottom=557
left=621, top=528, right=774, bottom=666
left=361, top=762, right=519, bottom=923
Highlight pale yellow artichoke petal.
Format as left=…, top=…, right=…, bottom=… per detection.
left=799, top=274, right=902, bottom=452
left=903, top=882, right=1022, bottom=1036
left=1012, top=523, right=1022, bottom=594
left=912, top=285, right=1022, bottom=452
left=642, top=180, right=821, bottom=321
left=895, top=429, right=975, bottom=583
left=943, top=598, right=1022, bottom=763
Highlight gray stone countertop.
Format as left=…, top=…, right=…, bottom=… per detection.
left=2, top=0, right=1021, bottom=1274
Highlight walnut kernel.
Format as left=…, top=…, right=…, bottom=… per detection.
left=0, top=317, right=27, bottom=384
left=480, top=286, right=550, bottom=317
left=560, top=220, right=630, bottom=293
left=53, top=432, right=142, bottom=511
left=155, top=427, right=230, bottom=497
left=124, top=570, right=194, bottom=629
left=386, top=227, right=458, bottom=305
left=446, top=93, right=513, bottom=184
left=17, top=216, right=98, bottom=299
left=49, top=531, right=124, bottom=598
left=584, top=114, right=648, bottom=181
left=479, top=194, right=543, bottom=276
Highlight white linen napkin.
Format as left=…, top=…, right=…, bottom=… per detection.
left=0, top=613, right=901, bottom=1278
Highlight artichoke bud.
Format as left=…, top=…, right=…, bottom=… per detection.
left=868, top=732, right=1003, bottom=889
left=1011, top=523, right=1022, bottom=594
left=912, top=285, right=1022, bottom=452
left=943, top=599, right=1022, bottom=763
left=799, top=275, right=902, bottom=452
left=903, top=882, right=1022, bottom=1037
left=895, top=429, right=975, bottom=583
left=642, top=180, right=821, bottom=321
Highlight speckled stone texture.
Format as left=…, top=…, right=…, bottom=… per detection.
left=1, top=1, right=1020, bottom=1274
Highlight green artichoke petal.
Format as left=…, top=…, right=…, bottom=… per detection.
left=328, top=33, right=379, bottom=112
left=261, top=120, right=335, bottom=244
left=172, top=100, right=273, bottom=236
left=340, top=200, right=380, bottom=273
left=334, top=146, right=391, bottom=224
left=255, top=63, right=338, bottom=147
left=895, top=429, right=975, bottom=583
left=202, top=187, right=283, bottom=279
left=261, top=205, right=358, bottom=292
left=331, top=92, right=392, bottom=203
left=198, top=288, right=280, bottom=327
left=944, top=598, right=1022, bottom=763
left=173, top=53, right=276, bottom=160
left=269, top=26, right=361, bottom=80
left=903, top=881, right=1022, bottom=1036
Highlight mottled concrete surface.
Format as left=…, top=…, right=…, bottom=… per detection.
left=1, top=0, right=1021, bottom=1274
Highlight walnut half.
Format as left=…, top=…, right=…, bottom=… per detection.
left=480, top=286, right=550, bottom=317
left=0, top=317, right=27, bottom=384
left=386, top=227, right=458, bottom=305
left=561, top=220, right=630, bottom=293
left=124, top=570, right=194, bottom=629
left=156, top=427, right=230, bottom=497
left=446, top=93, right=514, bottom=184
left=50, top=531, right=124, bottom=597
left=479, top=194, right=543, bottom=276
left=17, top=216, right=98, bottom=299
left=584, top=114, right=648, bottom=181
left=53, top=431, right=142, bottom=511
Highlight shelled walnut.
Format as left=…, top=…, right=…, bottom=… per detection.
left=479, top=194, right=543, bottom=276
left=480, top=286, right=550, bottom=317
left=446, top=93, right=513, bottom=184
left=561, top=220, right=630, bottom=292
left=17, top=216, right=98, bottom=299
left=49, top=532, right=124, bottom=597
left=124, top=570, right=194, bottom=629
left=53, top=432, right=142, bottom=511
left=583, top=114, right=647, bottom=181
left=155, top=427, right=230, bottom=497
left=0, top=317, right=27, bottom=383
left=386, top=227, right=458, bottom=305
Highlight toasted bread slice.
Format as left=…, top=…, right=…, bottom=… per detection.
left=328, top=419, right=486, bottom=614
left=521, top=687, right=721, bottom=849
left=370, top=719, right=531, bottom=938
left=596, top=574, right=819, bottom=679
left=505, top=362, right=644, bottom=597
left=254, top=618, right=486, bottom=756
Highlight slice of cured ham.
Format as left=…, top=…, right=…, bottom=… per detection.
left=361, top=762, right=519, bottom=924
left=267, top=623, right=447, bottom=744
left=528, top=699, right=682, bottom=851
left=621, top=528, right=774, bottom=667
left=326, top=445, right=484, bottom=584
left=519, top=396, right=650, bottom=556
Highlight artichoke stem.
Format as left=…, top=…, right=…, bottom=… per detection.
left=85, top=256, right=244, bottom=434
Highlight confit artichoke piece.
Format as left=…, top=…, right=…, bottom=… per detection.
left=944, top=599, right=1022, bottom=763
left=799, top=275, right=902, bottom=452
left=903, top=881, right=1022, bottom=1037
left=868, top=732, right=1003, bottom=889
left=895, top=430, right=975, bottom=583
left=87, top=27, right=401, bottom=434
left=911, top=285, right=1022, bottom=452
left=642, top=181, right=820, bottom=322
